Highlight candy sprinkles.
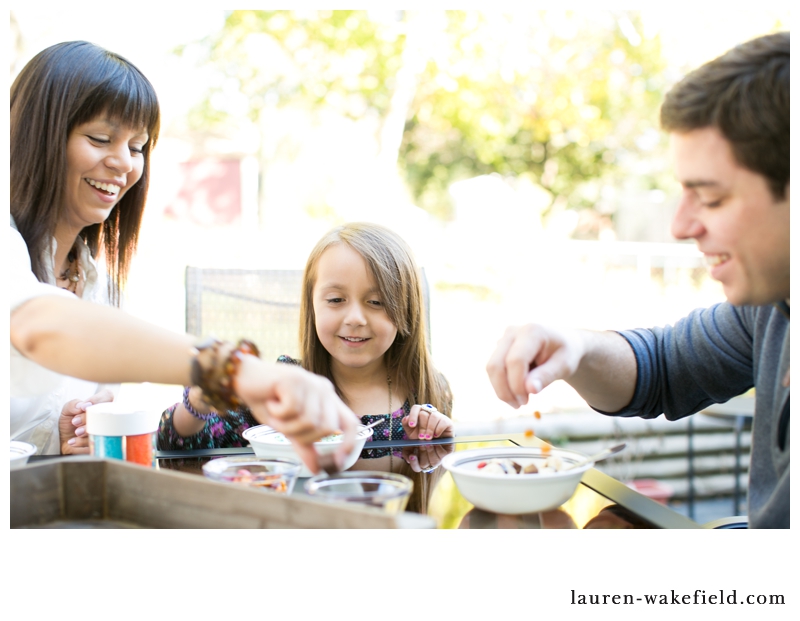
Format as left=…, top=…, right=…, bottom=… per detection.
left=86, top=403, right=158, bottom=468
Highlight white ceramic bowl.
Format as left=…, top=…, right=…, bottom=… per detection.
left=242, top=424, right=373, bottom=477
left=10, top=441, right=37, bottom=470
left=442, top=446, right=593, bottom=515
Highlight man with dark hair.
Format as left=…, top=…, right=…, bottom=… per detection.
left=486, top=32, right=789, bottom=528
left=660, top=32, right=789, bottom=202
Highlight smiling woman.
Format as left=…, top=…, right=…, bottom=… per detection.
left=8, top=42, right=361, bottom=467
left=10, top=40, right=160, bottom=306
left=9, top=41, right=161, bottom=454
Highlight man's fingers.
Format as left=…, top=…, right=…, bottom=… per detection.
left=485, top=327, right=520, bottom=406
left=524, top=347, right=571, bottom=395
left=503, top=326, right=548, bottom=405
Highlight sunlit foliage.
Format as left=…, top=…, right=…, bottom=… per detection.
left=177, top=10, right=671, bottom=222
left=400, top=12, right=670, bottom=218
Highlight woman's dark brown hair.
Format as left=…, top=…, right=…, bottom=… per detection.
left=10, top=40, right=160, bottom=305
left=660, top=31, right=789, bottom=200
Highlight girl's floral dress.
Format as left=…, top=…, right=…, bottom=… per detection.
left=157, top=355, right=409, bottom=453
left=157, top=403, right=258, bottom=450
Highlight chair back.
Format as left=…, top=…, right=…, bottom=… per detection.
left=185, top=267, right=431, bottom=363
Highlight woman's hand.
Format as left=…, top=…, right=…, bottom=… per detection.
left=402, top=404, right=454, bottom=441
left=234, top=357, right=360, bottom=473
left=59, top=388, right=115, bottom=455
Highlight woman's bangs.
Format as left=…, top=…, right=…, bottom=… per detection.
left=103, top=69, right=160, bottom=142
left=75, top=61, right=160, bottom=143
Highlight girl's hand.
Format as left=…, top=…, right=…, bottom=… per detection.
left=402, top=443, right=455, bottom=473
left=402, top=404, right=454, bottom=441
left=59, top=388, right=115, bottom=455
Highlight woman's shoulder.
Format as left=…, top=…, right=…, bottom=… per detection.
left=10, top=218, right=27, bottom=254
left=9, top=222, right=27, bottom=257
left=277, top=354, right=302, bottom=366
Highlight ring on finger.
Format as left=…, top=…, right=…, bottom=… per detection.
left=421, top=404, right=437, bottom=414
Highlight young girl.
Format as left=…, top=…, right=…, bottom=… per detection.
left=299, top=222, right=454, bottom=512
left=296, top=221, right=453, bottom=447
left=160, top=223, right=454, bottom=474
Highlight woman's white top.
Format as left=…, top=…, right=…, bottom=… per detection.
left=10, top=217, right=118, bottom=454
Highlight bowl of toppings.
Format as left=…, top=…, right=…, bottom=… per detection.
left=304, top=471, right=413, bottom=514
left=242, top=424, right=374, bottom=477
left=10, top=441, right=37, bottom=470
left=441, top=446, right=594, bottom=514
left=202, top=456, right=302, bottom=493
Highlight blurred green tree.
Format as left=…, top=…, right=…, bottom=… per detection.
left=399, top=11, right=671, bottom=219
left=175, top=10, right=405, bottom=126
left=177, top=10, right=671, bottom=226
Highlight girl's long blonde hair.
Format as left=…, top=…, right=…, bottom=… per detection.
left=299, top=222, right=452, bottom=416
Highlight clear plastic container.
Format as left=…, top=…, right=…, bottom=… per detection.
left=202, top=456, right=302, bottom=493
left=86, top=403, right=157, bottom=468
left=304, top=471, right=413, bottom=513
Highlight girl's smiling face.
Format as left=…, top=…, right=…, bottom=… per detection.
left=62, top=115, right=148, bottom=232
left=312, top=243, right=398, bottom=374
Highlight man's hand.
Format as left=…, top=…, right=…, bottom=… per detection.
left=486, top=324, right=585, bottom=408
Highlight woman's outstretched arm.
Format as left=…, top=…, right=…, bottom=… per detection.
left=11, top=294, right=360, bottom=473
left=11, top=295, right=195, bottom=385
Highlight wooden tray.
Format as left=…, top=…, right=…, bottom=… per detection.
left=11, top=457, right=435, bottom=529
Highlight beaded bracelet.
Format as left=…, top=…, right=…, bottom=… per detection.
left=182, top=386, right=217, bottom=421
left=190, top=338, right=260, bottom=412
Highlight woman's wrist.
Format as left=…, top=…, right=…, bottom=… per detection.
left=189, top=338, right=260, bottom=411
left=230, top=354, right=275, bottom=407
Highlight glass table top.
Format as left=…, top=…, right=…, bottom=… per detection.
left=155, top=433, right=702, bottom=529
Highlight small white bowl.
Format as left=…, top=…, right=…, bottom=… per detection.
left=10, top=441, right=37, bottom=470
left=242, top=424, right=373, bottom=477
left=442, top=446, right=593, bottom=515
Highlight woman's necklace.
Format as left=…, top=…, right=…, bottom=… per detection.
left=56, top=246, right=81, bottom=294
